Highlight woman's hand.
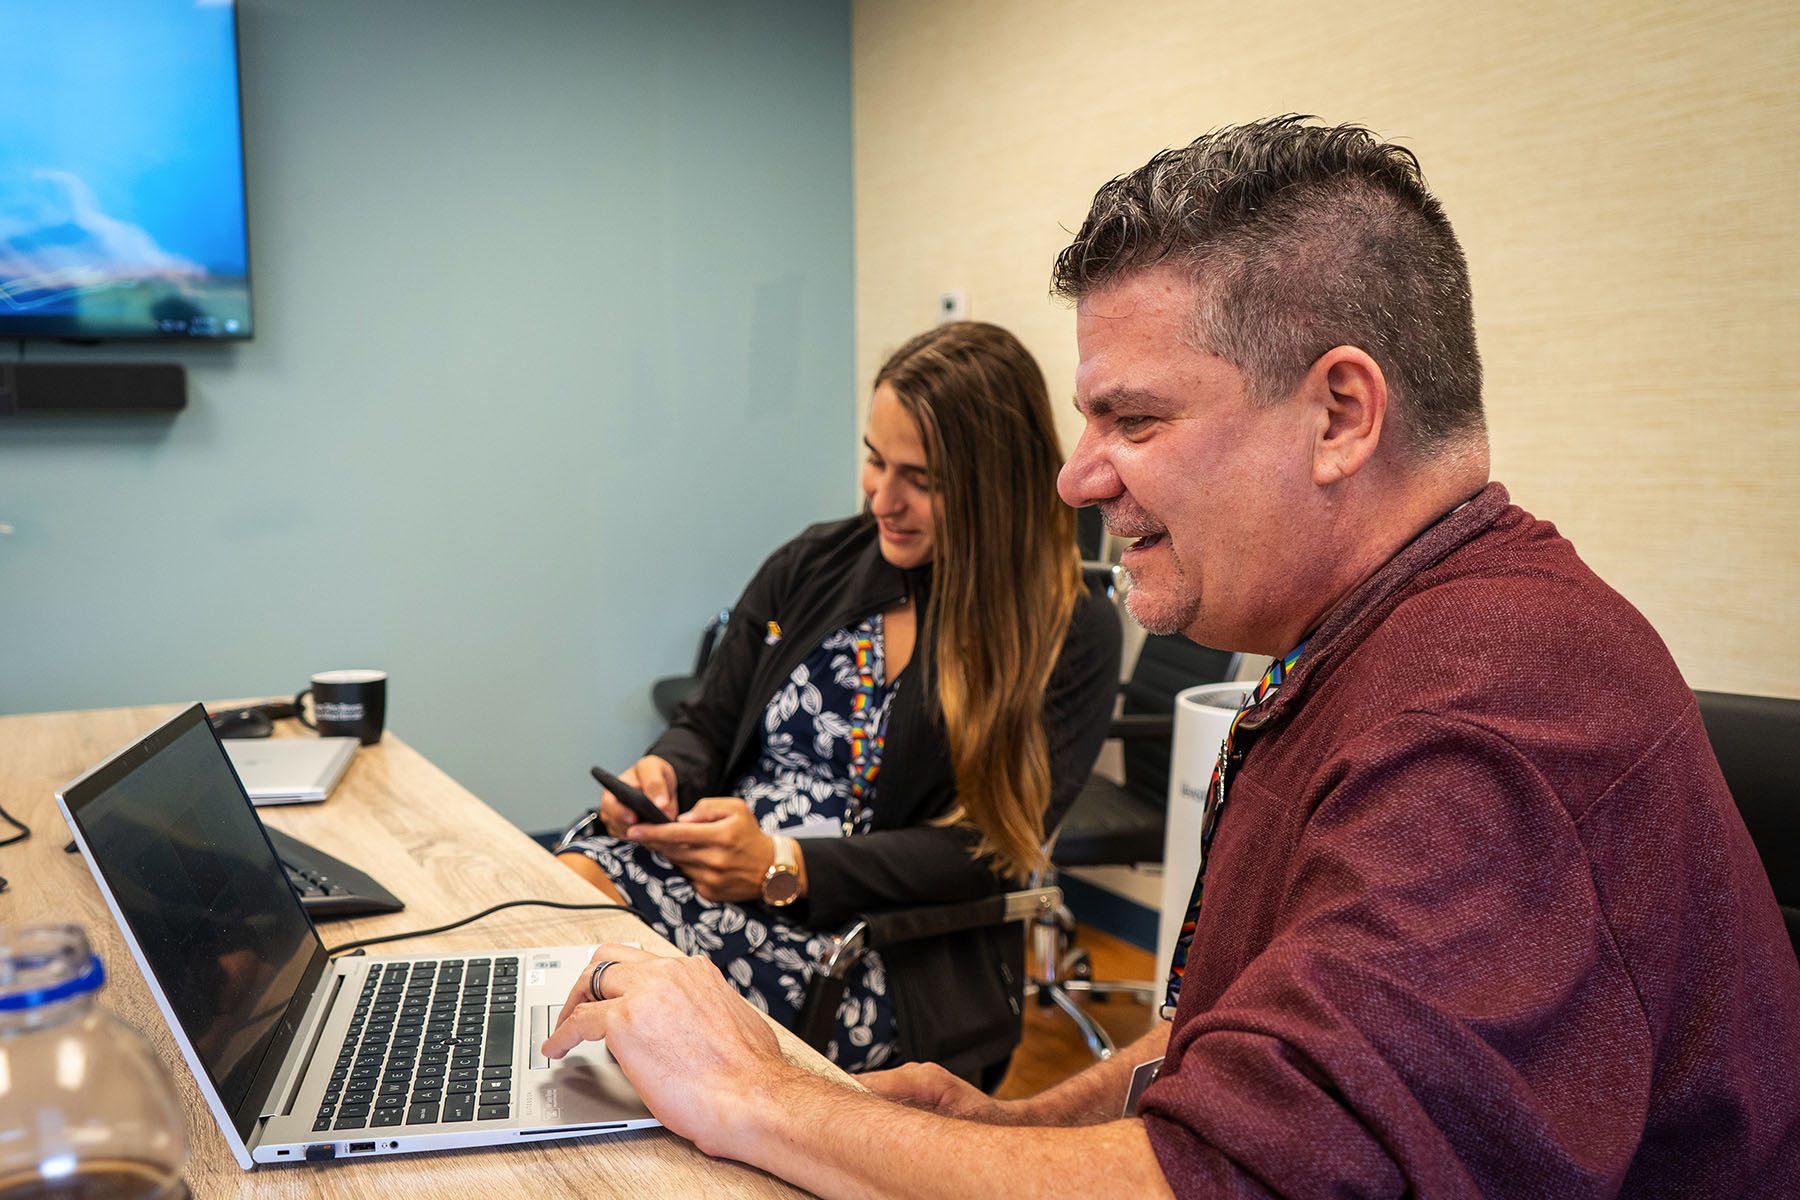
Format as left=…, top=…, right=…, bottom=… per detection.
left=626, top=796, right=786, bottom=903
left=599, top=754, right=679, bottom=838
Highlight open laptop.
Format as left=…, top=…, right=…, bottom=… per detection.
left=56, top=703, right=658, bottom=1168
left=224, top=735, right=358, bottom=805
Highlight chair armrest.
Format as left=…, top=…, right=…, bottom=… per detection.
left=853, top=886, right=1061, bottom=958
left=1109, top=711, right=1173, bottom=741
left=816, top=886, right=1062, bottom=980
left=796, top=886, right=1062, bottom=1053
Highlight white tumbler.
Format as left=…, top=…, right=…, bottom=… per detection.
left=1155, top=682, right=1253, bottom=990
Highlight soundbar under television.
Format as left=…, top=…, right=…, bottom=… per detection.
left=0, top=0, right=253, bottom=341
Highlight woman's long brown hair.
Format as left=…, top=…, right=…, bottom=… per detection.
left=875, top=322, right=1081, bottom=880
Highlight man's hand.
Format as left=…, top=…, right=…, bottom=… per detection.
left=599, top=754, right=679, bottom=837
left=548, top=948, right=1175, bottom=1199
left=862, top=1062, right=1025, bottom=1124
left=626, top=796, right=780, bottom=902
left=545, top=942, right=802, bottom=1156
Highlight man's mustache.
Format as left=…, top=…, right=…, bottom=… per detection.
left=1099, top=499, right=1163, bottom=540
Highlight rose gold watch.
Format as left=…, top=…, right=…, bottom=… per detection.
left=760, top=834, right=801, bottom=907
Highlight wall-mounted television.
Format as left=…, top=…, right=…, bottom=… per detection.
left=0, top=1, right=252, bottom=341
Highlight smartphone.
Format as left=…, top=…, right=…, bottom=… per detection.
left=589, top=766, right=671, bottom=825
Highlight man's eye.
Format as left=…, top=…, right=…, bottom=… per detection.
left=1117, top=415, right=1153, bottom=435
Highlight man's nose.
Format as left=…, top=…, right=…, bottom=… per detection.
left=1058, top=428, right=1119, bottom=509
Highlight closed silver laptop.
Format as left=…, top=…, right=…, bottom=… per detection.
left=224, top=735, right=358, bottom=805
left=57, top=704, right=658, bottom=1168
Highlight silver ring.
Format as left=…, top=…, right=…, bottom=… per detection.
left=587, top=959, right=618, bottom=1001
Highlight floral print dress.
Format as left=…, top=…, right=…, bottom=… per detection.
left=567, top=612, right=902, bottom=1072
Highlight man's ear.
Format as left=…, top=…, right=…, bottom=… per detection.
left=1306, top=346, right=1388, bottom=486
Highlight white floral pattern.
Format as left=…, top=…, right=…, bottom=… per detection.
left=568, top=614, right=901, bottom=1071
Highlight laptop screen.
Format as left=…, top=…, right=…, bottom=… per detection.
left=60, top=705, right=327, bottom=1137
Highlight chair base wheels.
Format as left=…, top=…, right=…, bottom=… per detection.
left=1028, top=898, right=1155, bottom=1061
left=1040, top=981, right=1116, bottom=1060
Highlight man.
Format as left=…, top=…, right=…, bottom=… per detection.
left=545, top=117, right=1800, bottom=1196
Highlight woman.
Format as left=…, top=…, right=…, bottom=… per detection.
left=558, top=321, right=1120, bottom=1080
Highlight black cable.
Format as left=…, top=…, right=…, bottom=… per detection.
left=0, top=802, right=29, bottom=893
left=0, top=801, right=29, bottom=848
left=324, top=899, right=635, bottom=958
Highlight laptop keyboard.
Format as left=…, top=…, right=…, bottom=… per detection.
left=314, top=957, right=520, bottom=1133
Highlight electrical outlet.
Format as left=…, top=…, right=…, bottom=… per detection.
left=938, top=290, right=968, bottom=323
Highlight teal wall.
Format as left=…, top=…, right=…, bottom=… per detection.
left=0, top=1, right=855, bottom=834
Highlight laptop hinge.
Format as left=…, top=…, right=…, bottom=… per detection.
left=261, top=962, right=353, bottom=1121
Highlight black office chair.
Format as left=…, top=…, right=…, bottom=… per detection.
left=650, top=609, right=729, bottom=722
left=1694, top=690, right=1800, bottom=959
left=1031, top=628, right=1242, bottom=1059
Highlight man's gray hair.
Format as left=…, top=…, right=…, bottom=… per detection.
left=1052, top=115, right=1485, bottom=451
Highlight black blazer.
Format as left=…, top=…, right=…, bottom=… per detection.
left=649, top=515, right=1121, bottom=1077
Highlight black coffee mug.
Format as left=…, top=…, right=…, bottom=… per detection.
left=295, top=669, right=387, bottom=745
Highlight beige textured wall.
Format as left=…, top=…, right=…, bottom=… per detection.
left=852, top=0, right=1799, bottom=697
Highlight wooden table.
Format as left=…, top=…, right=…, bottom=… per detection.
left=0, top=703, right=829, bottom=1198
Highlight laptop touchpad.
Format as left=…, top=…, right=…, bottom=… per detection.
left=530, top=1003, right=611, bottom=1071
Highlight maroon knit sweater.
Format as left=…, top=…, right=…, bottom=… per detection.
left=1140, top=483, right=1800, bottom=1197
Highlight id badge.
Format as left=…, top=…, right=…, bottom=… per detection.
left=1123, top=1055, right=1164, bottom=1117
left=788, top=814, right=844, bottom=839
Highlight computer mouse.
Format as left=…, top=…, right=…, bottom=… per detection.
left=209, top=707, right=274, bottom=738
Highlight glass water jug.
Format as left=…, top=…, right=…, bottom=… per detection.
left=0, top=924, right=187, bottom=1199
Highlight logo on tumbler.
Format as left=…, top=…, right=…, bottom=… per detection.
left=318, top=702, right=365, bottom=722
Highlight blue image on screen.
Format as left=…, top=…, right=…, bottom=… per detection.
left=0, top=0, right=252, bottom=339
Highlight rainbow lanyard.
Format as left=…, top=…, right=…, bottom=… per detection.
left=844, top=621, right=892, bottom=831
left=1161, top=640, right=1307, bottom=1016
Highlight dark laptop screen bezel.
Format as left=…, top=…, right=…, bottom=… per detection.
left=60, top=703, right=333, bottom=1142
